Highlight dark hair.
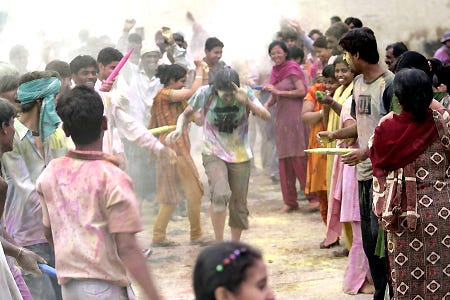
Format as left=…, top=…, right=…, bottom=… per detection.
left=0, top=62, right=20, bottom=94
left=46, top=60, right=71, bottom=78
left=57, top=86, right=104, bottom=145
left=214, top=67, right=240, bottom=92
left=394, top=51, right=432, bottom=80
left=0, top=98, right=16, bottom=126
left=70, top=55, right=98, bottom=74
left=205, top=37, right=224, bottom=52
left=280, top=26, right=298, bottom=41
left=193, top=242, right=263, bottom=300
left=288, top=45, right=304, bottom=62
left=173, top=32, right=185, bottom=43
left=330, top=16, right=342, bottom=23
left=429, top=58, right=450, bottom=89
left=128, top=33, right=142, bottom=44
left=313, top=36, right=328, bottom=49
left=333, top=54, right=346, bottom=67
left=394, top=69, right=433, bottom=122
left=386, top=42, right=408, bottom=58
left=155, top=64, right=187, bottom=86
left=325, top=22, right=349, bottom=40
left=344, top=17, right=363, bottom=28
left=19, top=71, right=59, bottom=112
left=322, top=64, right=335, bottom=79
left=308, top=29, right=323, bottom=39
left=268, top=40, right=290, bottom=59
left=97, top=47, right=123, bottom=66
left=339, top=27, right=379, bottom=64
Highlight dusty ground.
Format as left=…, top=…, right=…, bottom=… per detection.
left=134, top=163, right=374, bottom=300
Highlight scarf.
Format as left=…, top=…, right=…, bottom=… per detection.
left=17, top=77, right=61, bottom=141
left=269, top=60, right=304, bottom=85
left=369, top=108, right=438, bottom=177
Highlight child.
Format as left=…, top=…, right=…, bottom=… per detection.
left=193, top=241, right=275, bottom=300
left=36, top=86, right=163, bottom=300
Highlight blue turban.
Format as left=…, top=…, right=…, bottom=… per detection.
left=17, top=77, right=61, bottom=141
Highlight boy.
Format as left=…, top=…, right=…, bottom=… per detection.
left=36, top=86, right=163, bottom=299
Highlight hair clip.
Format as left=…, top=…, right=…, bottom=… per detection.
left=216, top=247, right=247, bottom=272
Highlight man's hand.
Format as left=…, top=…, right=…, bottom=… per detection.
left=341, top=148, right=368, bottom=166
left=16, top=248, right=47, bottom=275
left=100, top=80, right=114, bottom=92
left=123, top=19, right=136, bottom=32
left=158, top=146, right=177, bottom=165
left=317, top=94, right=333, bottom=105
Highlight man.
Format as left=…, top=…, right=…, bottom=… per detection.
left=69, top=55, right=98, bottom=89
left=121, top=44, right=163, bottom=201
left=325, top=21, right=349, bottom=55
left=203, top=37, right=226, bottom=84
left=385, top=41, right=408, bottom=71
left=344, top=17, right=363, bottom=30
left=70, top=49, right=175, bottom=168
left=0, top=62, right=20, bottom=109
left=45, top=60, right=72, bottom=103
left=37, top=86, right=163, bottom=300
left=1, top=71, right=67, bottom=300
left=433, top=30, right=450, bottom=65
left=319, top=27, right=394, bottom=300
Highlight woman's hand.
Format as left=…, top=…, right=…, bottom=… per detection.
left=232, top=83, right=248, bottom=104
left=316, top=131, right=335, bottom=145
left=165, top=129, right=183, bottom=145
left=263, top=84, right=279, bottom=95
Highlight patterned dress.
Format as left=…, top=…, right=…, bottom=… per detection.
left=376, top=111, right=450, bottom=299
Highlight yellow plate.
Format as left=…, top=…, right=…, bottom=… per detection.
left=304, top=148, right=355, bottom=155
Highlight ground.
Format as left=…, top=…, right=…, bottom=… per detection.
left=134, top=164, right=374, bottom=300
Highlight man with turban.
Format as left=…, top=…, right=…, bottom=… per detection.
left=1, top=70, right=66, bottom=300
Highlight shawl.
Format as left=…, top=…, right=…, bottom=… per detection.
left=269, top=60, right=304, bottom=85
left=369, top=108, right=438, bottom=177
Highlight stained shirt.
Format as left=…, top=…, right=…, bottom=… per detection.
left=1, top=119, right=67, bottom=246
left=353, top=71, right=394, bottom=181
left=189, top=86, right=262, bottom=163
left=37, top=150, right=142, bottom=286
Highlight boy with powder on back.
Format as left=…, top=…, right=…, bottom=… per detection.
left=36, top=86, right=163, bottom=300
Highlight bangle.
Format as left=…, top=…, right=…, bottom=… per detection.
left=15, top=247, right=24, bottom=259
left=195, top=76, right=202, bottom=79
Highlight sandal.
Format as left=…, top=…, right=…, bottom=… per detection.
left=190, top=236, right=215, bottom=246
left=319, top=238, right=340, bottom=249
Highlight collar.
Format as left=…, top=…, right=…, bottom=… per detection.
left=66, top=150, right=120, bottom=166
left=14, top=118, right=33, bottom=141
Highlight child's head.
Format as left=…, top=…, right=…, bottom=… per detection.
left=57, top=86, right=104, bottom=145
left=333, top=55, right=354, bottom=87
left=0, top=98, right=16, bottom=154
left=322, top=64, right=339, bottom=95
left=193, top=241, right=275, bottom=300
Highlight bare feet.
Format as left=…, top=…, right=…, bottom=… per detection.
left=359, top=281, right=375, bottom=294
left=280, top=205, right=298, bottom=213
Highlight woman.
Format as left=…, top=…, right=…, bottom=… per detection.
left=149, top=61, right=207, bottom=247
left=166, top=68, right=270, bottom=242
left=301, top=64, right=339, bottom=222
left=193, top=241, right=275, bottom=300
left=370, top=69, right=450, bottom=299
left=263, top=40, right=310, bottom=212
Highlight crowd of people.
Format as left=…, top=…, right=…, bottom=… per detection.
left=0, top=11, right=449, bottom=300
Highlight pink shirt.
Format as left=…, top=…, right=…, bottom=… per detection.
left=36, top=150, right=142, bottom=286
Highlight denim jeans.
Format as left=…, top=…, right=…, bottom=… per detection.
left=358, top=180, right=391, bottom=300
left=23, top=243, right=61, bottom=300
left=62, top=279, right=134, bottom=300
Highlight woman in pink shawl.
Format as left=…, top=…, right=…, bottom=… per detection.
left=264, top=40, right=310, bottom=212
